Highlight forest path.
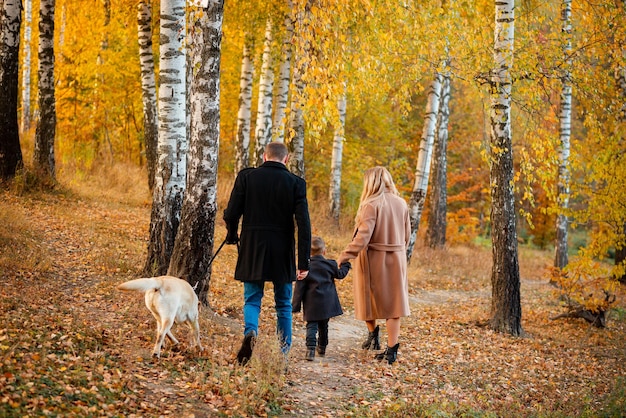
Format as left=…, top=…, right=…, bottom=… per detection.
left=280, top=278, right=549, bottom=417
left=3, top=190, right=624, bottom=417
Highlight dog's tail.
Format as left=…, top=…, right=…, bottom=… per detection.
left=117, top=278, right=161, bottom=292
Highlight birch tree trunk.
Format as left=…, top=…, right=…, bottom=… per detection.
left=33, top=0, right=56, bottom=181
left=488, top=0, right=522, bottom=336
left=144, top=0, right=187, bottom=276
left=168, top=0, right=223, bottom=305
left=328, top=89, right=346, bottom=221
left=21, top=0, right=32, bottom=133
left=137, top=1, right=158, bottom=192
left=406, top=73, right=442, bottom=261
left=426, top=71, right=450, bottom=249
left=287, top=0, right=314, bottom=178
left=253, top=18, right=274, bottom=167
left=0, top=0, right=23, bottom=180
left=554, top=0, right=573, bottom=270
left=234, top=36, right=253, bottom=174
left=272, top=3, right=294, bottom=143
left=615, top=7, right=626, bottom=284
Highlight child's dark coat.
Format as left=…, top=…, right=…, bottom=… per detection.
left=292, top=255, right=351, bottom=321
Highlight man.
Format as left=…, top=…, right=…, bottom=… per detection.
left=224, top=142, right=311, bottom=365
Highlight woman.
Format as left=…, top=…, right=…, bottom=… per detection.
left=338, top=166, right=411, bottom=364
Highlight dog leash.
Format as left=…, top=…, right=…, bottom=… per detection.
left=207, top=239, right=227, bottom=268
left=207, top=238, right=239, bottom=268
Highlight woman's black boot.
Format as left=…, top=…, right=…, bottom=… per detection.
left=361, top=325, right=381, bottom=350
left=375, top=343, right=399, bottom=364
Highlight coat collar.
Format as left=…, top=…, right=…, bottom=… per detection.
left=260, top=161, right=288, bottom=170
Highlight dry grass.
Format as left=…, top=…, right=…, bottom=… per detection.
left=1, top=164, right=625, bottom=417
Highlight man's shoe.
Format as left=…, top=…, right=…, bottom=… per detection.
left=236, top=331, right=256, bottom=365
left=305, top=348, right=315, bottom=361
left=316, top=346, right=326, bottom=357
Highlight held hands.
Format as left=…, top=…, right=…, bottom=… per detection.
left=296, top=270, right=309, bottom=280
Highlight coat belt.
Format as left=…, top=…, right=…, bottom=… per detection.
left=367, top=243, right=405, bottom=252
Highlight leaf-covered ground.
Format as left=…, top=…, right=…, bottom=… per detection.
left=1, top=179, right=625, bottom=417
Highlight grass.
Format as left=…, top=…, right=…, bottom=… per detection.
left=2, top=163, right=626, bottom=417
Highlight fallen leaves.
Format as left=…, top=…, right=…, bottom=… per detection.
left=1, top=188, right=626, bottom=417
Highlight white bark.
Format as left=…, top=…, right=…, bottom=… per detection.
left=144, top=0, right=187, bottom=275
left=234, top=36, right=254, bottom=174
left=272, top=3, right=294, bottom=143
left=137, top=1, right=158, bottom=191
left=169, top=0, right=223, bottom=305
left=427, top=69, right=450, bottom=249
left=328, top=88, right=346, bottom=221
left=555, top=0, right=572, bottom=269
left=287, top=0, right=313, bottom=178
left=20, top=0, right=31, bottom=132
left=33, top=0, right=56, bottom=180
left=406, top=73, right=442, bottom=261
left=489, top=0, right=522, bottom=336
left=253, top=18, right=274, bottom=167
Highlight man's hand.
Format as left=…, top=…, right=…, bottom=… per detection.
left=296, top=270, right=308, bottom=280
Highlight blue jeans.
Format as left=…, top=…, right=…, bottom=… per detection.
left=243, top=281, right=293, bottom=352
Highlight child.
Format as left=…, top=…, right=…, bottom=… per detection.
left=292, top=236, right=351, bottom=361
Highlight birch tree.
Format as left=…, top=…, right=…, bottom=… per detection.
left=20, top=0, right=32, bottom=133
left=272, top=2, right=294, bottom=143
left=287, top=0, right=314, bottom=178
left=144, top=0, right=186, bottom=276
left=168, top=0, right=223, bottom=305
left=614, top=1, right=626, bottom=284
left=252, top=18, right=274, bottom=167
left=554, top=0, right=572, bottom=270
left=328, top=89, right=346, bottom=221
left=488, top=0, right=522, bottom=336
left=0, top=0, right=22, bottom=180
left=234, top=36, right=254, bottom=174
left=137, top=0, right=158, bottom=191
left=33, top=0, right=56, bottom=181
left=407, top=72, right=443, bottom=261
left=426, top=69, right=451, bottom=249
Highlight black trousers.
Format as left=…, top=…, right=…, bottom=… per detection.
left=306, top=319, right=329, bottom=349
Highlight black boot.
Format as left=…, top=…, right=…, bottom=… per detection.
left=361, top=325, right=381, bottom=350
left=317, top=345, right=326, bottom=357
left=374, top=343, right=400, bottom=364
left=305, top=348, right=315, bottom=361
left=236, top=331, right=256, bottom=365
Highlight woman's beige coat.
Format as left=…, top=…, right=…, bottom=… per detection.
left=339, top=191, right=411, bottom=320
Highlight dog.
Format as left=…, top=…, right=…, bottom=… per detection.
left=117, top=276, right=203, bottom=358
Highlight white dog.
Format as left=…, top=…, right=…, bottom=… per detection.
left=117, top=276, right=203, bottom=358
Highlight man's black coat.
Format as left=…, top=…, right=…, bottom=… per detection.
left=223, top=161, right=311, bottom=283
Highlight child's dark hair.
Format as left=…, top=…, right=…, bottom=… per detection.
left=311, top=236, right=325, bottom=256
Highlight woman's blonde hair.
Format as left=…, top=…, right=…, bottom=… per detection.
left=356, top=166, right=399, bottom=222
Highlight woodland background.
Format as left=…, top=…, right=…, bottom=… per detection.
left=1, top=0, right=626, bottom=416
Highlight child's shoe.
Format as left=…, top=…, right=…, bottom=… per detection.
left=305, top=348, right=315, bottom=361
left=317, top=345, right=326, bottom=357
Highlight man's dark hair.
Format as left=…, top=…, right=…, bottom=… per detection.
left=265, top=142, right=289, bottom=161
